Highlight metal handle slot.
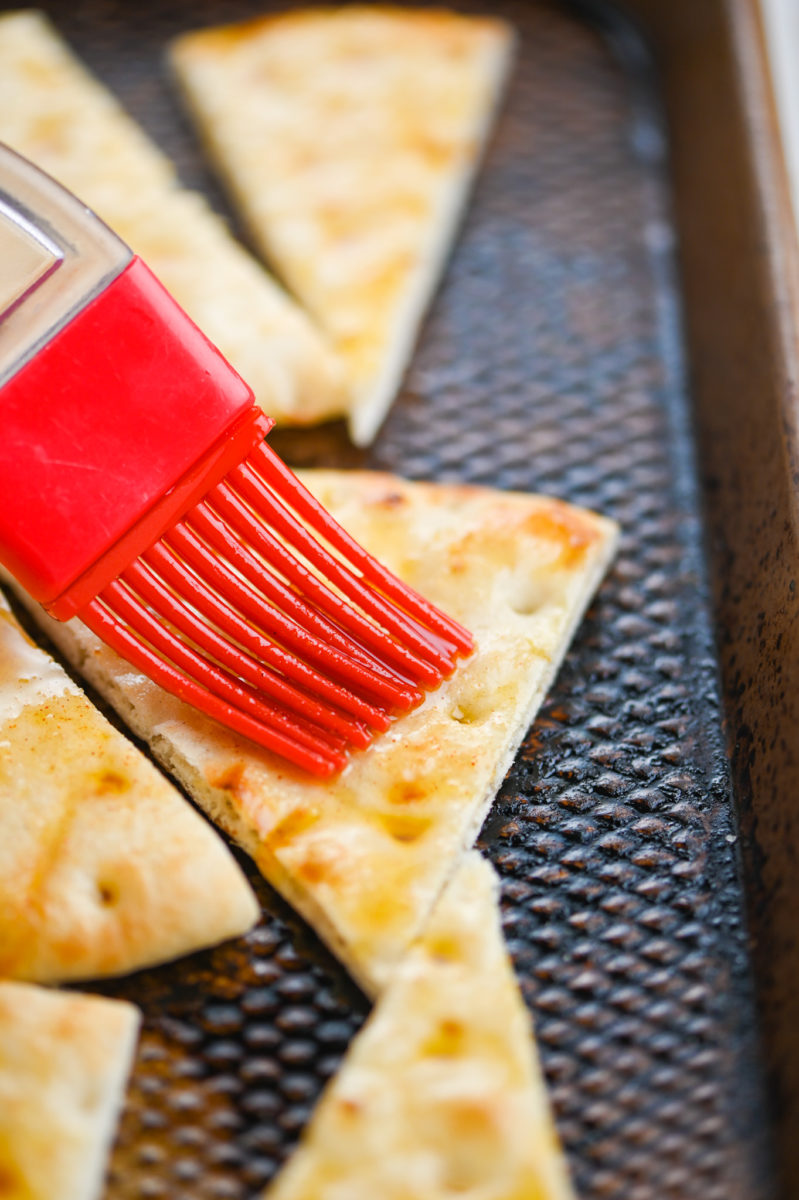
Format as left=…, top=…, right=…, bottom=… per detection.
left=0, top=199, right=62, bottom=321
left=0, top=142, right=131, bottom=386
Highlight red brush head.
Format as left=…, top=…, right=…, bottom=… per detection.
left=0, top=256, right=262, bottom=612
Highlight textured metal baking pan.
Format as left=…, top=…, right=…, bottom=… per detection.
left=0, top=0, right=790, bottom=1196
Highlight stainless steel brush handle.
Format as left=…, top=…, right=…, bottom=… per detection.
left=0, top=141, right=130, bottom=386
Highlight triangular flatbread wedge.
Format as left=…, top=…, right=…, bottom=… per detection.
left=265, top=852, right=574, bottom=1200
left=0, top=10, right=345, bottom=426
left=0, top=592, right=259, bottom=983
left=7, top=472, right=617, bottom=995
left=170, top=7, right=515, bottom=445
left=0, top=981, right=139, bottom=1200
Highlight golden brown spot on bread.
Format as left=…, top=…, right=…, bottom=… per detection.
left=380, top=812, right=432, bottom=843
left=97, top=880, right=119, bottom=907
left=0, top=1155, right=27, bottom=1199
left=28, top=113, right=69, bottom=156
left=388, top=780, right=428, bottom=805
left=337, top=1097, right=362, bottom=1118
left=334, top=255, right=413, bottom=321
left=422, top=1017, right=465, bottom=1058
left=296, top=854, right=328, bottom=886
left=265, top=807, right=320, bottom=851
left=206, top=761, right=246, bottom=796
left=447, top=1098, right=497, bottom=1140
left=93, top=769, right=129, bottom=795
left=440, top=1100, right=502, bottom=1193
left=454, top=500, right=600, bottom=574
left=523, top=504, right=600, bottom=566
left=288, top=837, right=345, bottom=888
left=427, top=933, right=463, bottom=964
left=414, top=134, right=459, bottom=169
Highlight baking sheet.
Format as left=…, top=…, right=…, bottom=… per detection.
left=0, top=1, right=778, bottom=1197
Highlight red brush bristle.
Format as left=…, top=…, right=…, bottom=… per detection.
left=77, top=438, right=474, bottom=777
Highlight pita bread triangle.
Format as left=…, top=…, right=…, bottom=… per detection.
left=264, top=852, right=575, bottom=1200
left=6, top=472, right=617, bottom=996
left=0, top=10, right=345, bottom=427
left=170, top=7, right=515, bottom=445
left=0, top=980, right=140, bottom=1200
left=0, top=592, right=259, bottom=983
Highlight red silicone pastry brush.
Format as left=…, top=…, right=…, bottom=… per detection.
left=0, top=143, right=472, bottom=776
